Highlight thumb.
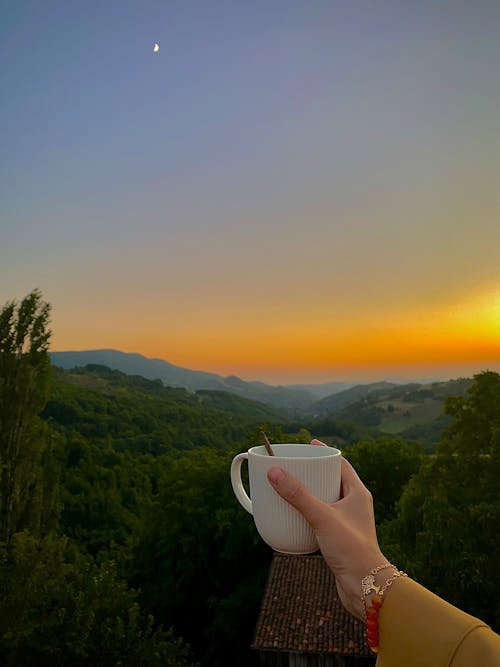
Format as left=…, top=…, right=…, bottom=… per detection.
left=267, top=467, right=330, bottom=530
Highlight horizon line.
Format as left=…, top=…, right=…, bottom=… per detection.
left=49, top=347, right=499, bottom=388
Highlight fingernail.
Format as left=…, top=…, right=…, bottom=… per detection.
left=268, top=467, right=286, bottom=486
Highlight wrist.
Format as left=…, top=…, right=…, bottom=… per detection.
left=361, top=563, right=408, bottom=653
left=338, top=549, right=389, bottom=620
left=362, top=563, right=398, bottom=608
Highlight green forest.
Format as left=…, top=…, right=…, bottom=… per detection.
left=1, top=291, right=499, bottom=666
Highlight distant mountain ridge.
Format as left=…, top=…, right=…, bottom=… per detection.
left=50, top=349, right=476, bottom=448
left=310, top=381, right=403, bottom=415
left=50, top=349, right=352, bottom=412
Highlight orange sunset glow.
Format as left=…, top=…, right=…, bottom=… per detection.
left=49, top=287, right=500, bottom=383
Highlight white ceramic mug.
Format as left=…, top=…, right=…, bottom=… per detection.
left=230, top=443, right=341, bottom=554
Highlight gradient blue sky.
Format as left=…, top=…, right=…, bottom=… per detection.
left=2, top=1, right=499, bottom=383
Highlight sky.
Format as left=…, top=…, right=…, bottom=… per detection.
left=1, top=0, right=499, bottom=385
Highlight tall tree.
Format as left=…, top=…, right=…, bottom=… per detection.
left=0, top=290, right=54, bottom=543
left=381, top=372, right=500, bottom=629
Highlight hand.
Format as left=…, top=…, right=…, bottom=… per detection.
left=267, top=440, right=391, bottom=619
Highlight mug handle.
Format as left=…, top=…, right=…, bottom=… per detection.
left=230, top=453, right=253, bottom=514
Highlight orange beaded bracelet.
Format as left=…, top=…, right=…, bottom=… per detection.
left=361, top=564, right=407, bottom=653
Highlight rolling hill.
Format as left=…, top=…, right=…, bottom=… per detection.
left=307, top=378, right=473, bottom=448
left=50, top=350, right=476, bottom=449
left=44, top=364, right=286, bottom=455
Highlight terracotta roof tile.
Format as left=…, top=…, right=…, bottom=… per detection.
left=252, top=553, right=371, bottom=657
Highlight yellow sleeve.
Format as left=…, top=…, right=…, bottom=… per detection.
left=376, top=577, right=500, bottom=667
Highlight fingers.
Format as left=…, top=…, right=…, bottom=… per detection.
left=267, top=467, right=331, bottom=530
left=310, top=438, right=328, bottom=447
left=340, top=457, right=369, bottom=496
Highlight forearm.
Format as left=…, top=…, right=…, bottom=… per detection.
left=377, top=577, right=500, bottom=667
